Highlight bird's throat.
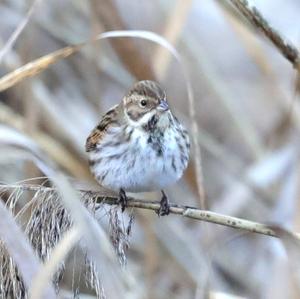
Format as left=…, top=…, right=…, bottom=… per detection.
left=142, top=114, right=158, bottom=132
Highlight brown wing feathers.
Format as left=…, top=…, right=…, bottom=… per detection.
left=85, top=105, right=119, bottom=152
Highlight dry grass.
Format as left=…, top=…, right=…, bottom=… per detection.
left=1, top=1, right=300, bottom=298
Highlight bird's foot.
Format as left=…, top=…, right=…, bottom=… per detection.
left=119, top=188, right=128, bottom=212
left=156, top=190, right=170, bottom=216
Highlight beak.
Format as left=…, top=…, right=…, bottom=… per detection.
left=157, top=99, right=169, bottom=111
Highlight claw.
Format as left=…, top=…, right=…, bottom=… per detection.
left=156, top=190, right=170, bottom=216
left=119, top=188, right=128, bottom=212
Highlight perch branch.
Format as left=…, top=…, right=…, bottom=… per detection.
left=228, top=0, right=300, bottom=68
left=1, top=184, right=300, bottom=240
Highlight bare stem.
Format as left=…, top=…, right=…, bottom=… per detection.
left=228, top=0, right=300, bottom=68
left=2, top=184, right=299, bottom=240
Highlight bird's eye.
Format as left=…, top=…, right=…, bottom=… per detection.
left=140, top=100, right=147, bottom=107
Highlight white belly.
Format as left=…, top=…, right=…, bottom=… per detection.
left=88, top=126, right=189, bottom=193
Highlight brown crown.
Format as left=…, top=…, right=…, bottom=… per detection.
left=128, top=80, right=166, bottom=100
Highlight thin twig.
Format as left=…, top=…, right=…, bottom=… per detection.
left=228, top=0, right=300, bottom=68
left=1, top=183, right=299, bottom=240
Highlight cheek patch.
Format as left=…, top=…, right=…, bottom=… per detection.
left=127, top=109, right=146, bottom=121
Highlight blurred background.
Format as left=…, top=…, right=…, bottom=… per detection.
left=1, top=0, right=300, bottom=298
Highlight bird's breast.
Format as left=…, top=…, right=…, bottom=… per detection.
left=88, top=125, right=189, bottom=192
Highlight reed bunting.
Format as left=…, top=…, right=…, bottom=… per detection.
left=86, top=80, right=190, bottom=215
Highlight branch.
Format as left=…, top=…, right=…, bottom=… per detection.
left=1, top=184, right=300, bottom=240
left=228, top=0, right=300, bottom=68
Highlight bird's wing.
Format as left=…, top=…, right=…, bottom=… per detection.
left=85, top=105, right=120, bottom=152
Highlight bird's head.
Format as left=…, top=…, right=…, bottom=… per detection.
left=123, top=80, right=170, bottom=129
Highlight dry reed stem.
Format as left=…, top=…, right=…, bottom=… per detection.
left=0, top=43, right=84, bottom=92
left=0, top=0, right=41, bottom=64
left=152, top=0, right=193, bottom=79
left=91, top=0, right=156, bottom=80
left=228, top=0, right=300, bottom=69
left=29, top=227, right=81, bottom=299
left=186, top=78, right=206, bottom=209
left=0, top=103, right=91, bottom=179
left=2, top=183, right=299, bottom=241
left=219, top=1, right=300, bottom=132
left=218, top=2, right=273, bottom=76
left=0, top=197, right=56, bottom=298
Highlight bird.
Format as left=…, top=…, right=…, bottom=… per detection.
left=86, top=80, right=190, bottom=216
